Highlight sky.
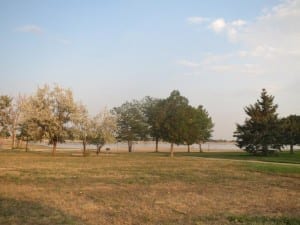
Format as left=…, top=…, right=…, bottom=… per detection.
left=0, top=0, right=299, bottom=140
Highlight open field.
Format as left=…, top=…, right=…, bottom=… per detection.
left=0, top=150, right=300, bottom=225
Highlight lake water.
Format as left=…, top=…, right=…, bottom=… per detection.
left=40, top=141, right=242, bottom=152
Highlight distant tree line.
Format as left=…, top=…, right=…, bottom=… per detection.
left=0, top=85, right=214, bottom=157
left=234, top=89, right=300, bottom=155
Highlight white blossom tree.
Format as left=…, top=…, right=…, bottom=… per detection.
left=24, top=84, right=80, bottom=155
left=87, top=108, right=117, bottom=155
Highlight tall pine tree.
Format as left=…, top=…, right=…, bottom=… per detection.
left=234, top=89, right=282, bottom=155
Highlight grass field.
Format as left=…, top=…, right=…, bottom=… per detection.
left=0, top=150, right=299, bottom=225
left=177, top=151, right=300, bottom=164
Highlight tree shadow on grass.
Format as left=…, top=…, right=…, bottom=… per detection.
left=0, top=197, right=85, bottom=225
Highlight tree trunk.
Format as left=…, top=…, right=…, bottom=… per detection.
left=96, top=145, right=102, bottom=155
left=263, top=145, right=268, bottom=156
left=155, top=137, right=159, bottom=152
left=11, top=129, right=16, bottom=149
left=199, top=142, right=203, bottom=153
left=82, top=140, right=87, bottom=155
left=187, top=144, right=190, bottom=153
left=128, top=140, right=133, bottom=152
left=52, top=141, right=57, bottom=156
left=170, top=143, right=174, bottom=157
left=290, top=144, right=294, bottom=154
left=25, top=139, right=29, bottom=152
left=17, top=139, right=21, bottom=149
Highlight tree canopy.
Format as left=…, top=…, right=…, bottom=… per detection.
left=0, top=95, right=12, bottom=138
left=142, top=96, right=166, bottom=152
left=23, top=84, right=80, bottom=155
left=3, top=86, right=216, bottom=156
left=234, top=89, right=282, bottom=155
left=280, top=115, right=300, bottom=154
left=113, top=100, right=149, bottom=152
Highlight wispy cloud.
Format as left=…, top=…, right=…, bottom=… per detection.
left=185, top=16, right=246, bottom=42
left=16, top=24, right=43, bottom=34
left=231, top=19, right=247, bottom=27
left=182, top=0, right=300, bottom=78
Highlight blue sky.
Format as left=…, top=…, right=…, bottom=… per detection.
left=1, top=0, right=299, bottom=139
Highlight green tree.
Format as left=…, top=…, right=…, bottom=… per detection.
left=182, top=105, right=198, bottom=153
left=234, top=89, right=282, bottom=155
left=142, top=97, right=166, bottom=152
left=280, top=115, right=300, bottom=154
left=183, top=105, right=214, bottom=153
left=113, top=100, right=149, bottom=152
left=195, top=105, right=214, bottom=152
left=161, top=90, right=189, bottom=157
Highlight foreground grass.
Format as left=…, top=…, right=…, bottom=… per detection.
left=177, top=151, right=300, bottom=164
left=0, top=151, right=299, bottom=225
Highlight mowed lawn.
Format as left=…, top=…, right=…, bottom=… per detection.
left=0, top=151, right=299, bottom=225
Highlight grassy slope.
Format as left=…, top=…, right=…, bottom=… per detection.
left=0, top=151, right=299, bottom=225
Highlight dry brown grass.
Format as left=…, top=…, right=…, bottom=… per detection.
left=0, top=151, right=299, bottom=225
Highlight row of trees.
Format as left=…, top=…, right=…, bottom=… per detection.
left=113, top=90, right=214, bottom=157
left=0, top=85, right=116, bottom=155
left=0, top=85, right=213, bottom=157
left=234, top=89, right=300, bottom=155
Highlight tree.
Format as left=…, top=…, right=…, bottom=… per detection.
left=8, top=94, right=26, bottom=149
left=113, top=100, right=149, bottom=152
left=195, top=105, right=214, bottom=152
left=280, top=115, right=300, bottom=154
left=25, top=84, right=79, bottom=155
left=161, top=90, right=189, bottom=157
left=182, top=106, right=198, bottom=153
left=142, top=97, right=166, bottom=152
left=0, top=95, right=12, bottom=138
left=87, top=109, right=116, bottom=155
left=234, top=89, right=282, bottom=155
left=72, top=103, right=90, bottom=155
left=17, top=118, right=43, bottom=151
left=16, top=96, right=44, bottom=151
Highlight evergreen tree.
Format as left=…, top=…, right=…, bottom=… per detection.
left=234, top=89, right=282, bottom=155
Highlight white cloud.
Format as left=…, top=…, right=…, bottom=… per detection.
left=211, top=63, right=263, bottom=75
left=16, top=24, right=43, bottom=34
left=210, top=18, right=226, bottom=33
left=186, top=16, right=209, bottom=24
left=209, top=18, right=246, bottom=41
left=186, top=16, right=245, bottom=41
left=231, top=19, right=246, bottom=27
left=183, top=0, right=300, bottom=77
